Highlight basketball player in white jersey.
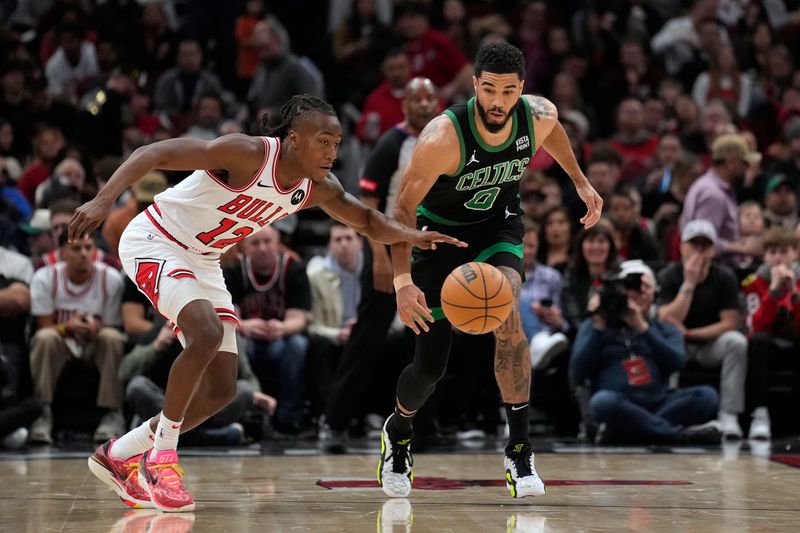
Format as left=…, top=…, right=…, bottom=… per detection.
left=69, top=95, right=465, bottom=512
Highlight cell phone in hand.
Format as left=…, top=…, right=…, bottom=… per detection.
left=539, top=298, right=553, bottom=308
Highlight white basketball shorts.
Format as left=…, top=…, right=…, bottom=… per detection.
left=118, top=210, right=239, bottom=354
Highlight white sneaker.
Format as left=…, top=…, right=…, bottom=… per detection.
left=748, top=407, right=771, bottom=440
left=30, top=412, right=53, bottom=444
left=93, top=411, right=126, bottom=442
left=719, top=412, right=743, bottom=440
left=1, top=427, right=28, bottom=449
left=503, top=442, right=546, bottom=498
left=529, top=332, right=568, bottom=370
left=378, top=415, right=413, bottom=498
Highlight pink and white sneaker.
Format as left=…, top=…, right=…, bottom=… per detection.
left=88, top=439, right=152, bottom=508
left=138, top=449, right=195, bottom=512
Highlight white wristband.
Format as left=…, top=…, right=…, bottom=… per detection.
left=393, top=273, right=412, bottom=291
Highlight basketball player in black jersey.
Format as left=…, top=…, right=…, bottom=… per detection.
left=378, top=43, right=603, bottom=499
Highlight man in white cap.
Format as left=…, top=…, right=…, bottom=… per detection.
left=680, top=133, right=763, bottom=263
left=657, top=219, right=748, bottom=439
left=19, top=208, right=54, bottom=258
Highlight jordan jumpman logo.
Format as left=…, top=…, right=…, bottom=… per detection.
left=467, top=150, right=479, bottom=166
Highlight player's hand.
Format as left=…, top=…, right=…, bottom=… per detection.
left=408, top=229, right=467, bottom=251
left=576, top=182, right=602, bottom=228
left=396, top=284, right=433, bottom=334
left=372, top=250, right=394, bottom=293
left=68, top=196, right=114, bottom=242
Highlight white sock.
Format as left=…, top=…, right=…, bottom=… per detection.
left=109, top=420, right=155, bottom=460
left=149, top=413, right=182, bottom=459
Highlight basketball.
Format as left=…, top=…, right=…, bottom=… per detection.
left=440, top=262, right=513, bottom=335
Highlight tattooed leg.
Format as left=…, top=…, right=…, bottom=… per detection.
left=493, top=266, right=531, bottom=404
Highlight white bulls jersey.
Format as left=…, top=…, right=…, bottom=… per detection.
left=30, top=261, right=124, bottom=326
left=144, top=136, right=314, bottom=255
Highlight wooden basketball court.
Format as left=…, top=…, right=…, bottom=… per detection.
left=2, top=441, right=800, bottom=532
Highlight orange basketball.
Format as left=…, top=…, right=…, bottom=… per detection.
left=440, top=262, right=513, bottom=335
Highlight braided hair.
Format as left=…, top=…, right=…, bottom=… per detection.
left=261, top=94, right=337, bottom=138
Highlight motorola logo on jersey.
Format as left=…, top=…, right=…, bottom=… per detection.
left=291, top=189, right=305, bottom=205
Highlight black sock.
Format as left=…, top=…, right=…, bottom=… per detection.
left=505, top=402, right=530, bottom=446
left=387, top=407, right=415, bottom=439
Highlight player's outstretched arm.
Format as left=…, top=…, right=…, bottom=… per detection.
left=524, top=95, right=603, bottom=228
left=68, top=134, right=262, bottom=242
left=310, top=174, right=466, bottom=251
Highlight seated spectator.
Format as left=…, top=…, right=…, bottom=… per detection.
left=102, top=171, right=168, bottom=258
left=520, top=174, right=562, bottom=222
left=569, top=145, right=621, bottom=220
left=740, top=228, right=800, bottom=440
left=1, top=154, right=30, bottom=220
left=680, top=134, right=763, bottom=264
left=118, top=318, right=275, bottom=446
left=536, top=206, right=572, bottom=274
left=0, top=245, right=42, bottom=448
left=520, top=222, right=568, bottom=370
left=657, top=220, right=748, bottom=439
left=34, top=205, right=121, bottom=271
left=355, top=49, right=411, bottom=145
left=738, top=200, right=765, bottom=269
left=394, top=1, right=472, bottom=103
left=563, top=224, right=619, bottom=337
left=153, top=39, right=223, bottom=122
left=34, top=156, right=85, bottom=208
left=19, top=208, right=55, bottom=258
left=306, top=224, right=363, bottom=418
left=17, top=126, right=66, bottom=206
left=44, top=22, right=99, bottom=101
left=609, top=98, right=660, bottom=183
left=571, top=260, right=720, bottom=445
left=120, top=276, right=157, bottom=346
left=224, top=228, right=310, bottom=434
left=181, top=93, right=225, bottom=141
left=609, top=187, right=661, bottom=262
left=28, top=231, right=125, bottom=444
left=247, top=17, right=323, bottom=121
left=763, top=174, right=798, bottom=230
left=691, top=43, right=753, bottom=119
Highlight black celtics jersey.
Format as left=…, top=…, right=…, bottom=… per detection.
left=418, top=96, right=536, bottom=226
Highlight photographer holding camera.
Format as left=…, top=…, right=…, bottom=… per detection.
left=570, top=260, right=720, bottom=445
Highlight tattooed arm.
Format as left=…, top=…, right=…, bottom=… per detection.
left=524, top=94, right=602, bottom=228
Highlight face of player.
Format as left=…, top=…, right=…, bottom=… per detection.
left=62, top=237, right=95, bottom=275
left=288, top=113, right=343, bottom=182
left=403, top=79, right=438, bottom=133
left=472, top=72, right=523, bottom=134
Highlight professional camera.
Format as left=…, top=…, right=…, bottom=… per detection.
left=596, top=272, right=643, bottom=325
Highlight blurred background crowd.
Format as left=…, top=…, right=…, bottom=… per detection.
left=1, top=0, right=800, bottom=451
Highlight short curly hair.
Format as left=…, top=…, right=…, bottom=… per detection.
left=474, top=42, right=524, bottom=79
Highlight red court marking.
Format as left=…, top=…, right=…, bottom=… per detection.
left=316, top=477, right=691, bottom=491
left=771, top=455, right=800, bottom=469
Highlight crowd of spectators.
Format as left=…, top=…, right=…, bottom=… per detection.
left=2, top=0, right=800, bottom=449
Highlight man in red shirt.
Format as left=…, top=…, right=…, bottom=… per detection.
left=356, top=49, right=411, bottom=144
left=394, top=1, right=472, bottom=103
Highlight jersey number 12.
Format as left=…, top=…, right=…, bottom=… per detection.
left=196, top=218, right=253, bottom=249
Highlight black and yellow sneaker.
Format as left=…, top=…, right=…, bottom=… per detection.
left=377, top=415, right=414, bottom=497
left=503, top=442, right=545, bottom=498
